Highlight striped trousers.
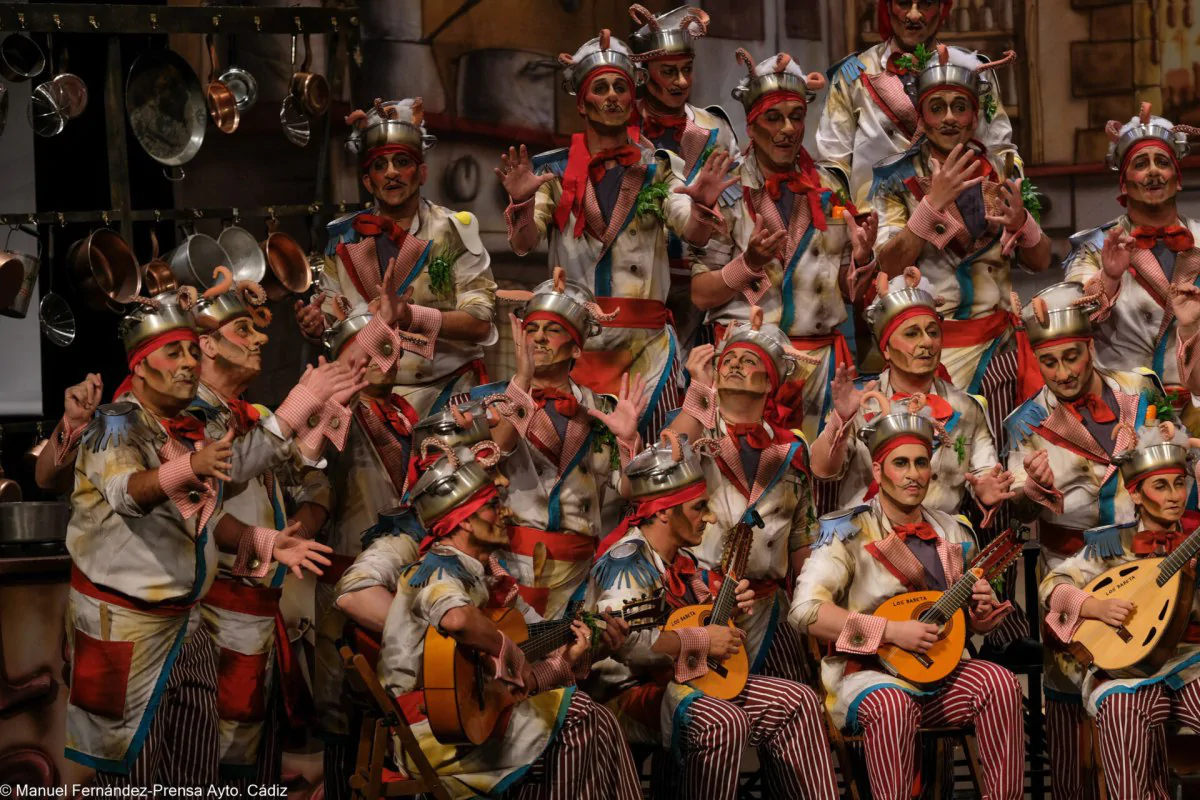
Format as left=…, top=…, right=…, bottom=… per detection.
left=223, top=686, right=282, bottom=790
left=1094, top=678, right=1200, bottom=799
left=1046, top=698, right=1085, bottom=800
left=855, top=660, right=1023, bottom=800
left=94, top=632, right=220, bottom=792
left=679, top=676, right=838, bottom=800
left=514, top=691, right=641, bottom=800
left=759, top=607, right=810, bottom=684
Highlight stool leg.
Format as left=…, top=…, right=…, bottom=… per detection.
left=962, top=732, right=985, bottom=797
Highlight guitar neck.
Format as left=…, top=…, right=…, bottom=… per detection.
left=924, top=532, right=1022, bottom=623
left=1157, top=525, right=1200, bottom=586
left=710, top=522, right=754, bottom=627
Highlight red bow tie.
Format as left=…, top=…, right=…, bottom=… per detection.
left=893, top=522, right=938, bottom=542
left=1130, top=225, right=1195, bottom=253
left=588, top=145, right=642, bottom=184
left=352, top=213, right=409, bottom=248
left=160, top=414, right=206, bottom=447
left=891, top=392, right=955, bottom=421
left=1133, top=529, right=1187, bottom=555
left=763, top=171, right=808, bottom=202
left=1066, top=392, right=1117, bottom=424
left=486, top=554, right=519, bottom=608
left=727, top=422, right=774, bottom=450
left=531, top=387, right=580, bottom=418
left=663, top=553, right=700, bottom=605
left=226, top=398, right=262, bottom=436
left=642, top=114, right=688, bottom=141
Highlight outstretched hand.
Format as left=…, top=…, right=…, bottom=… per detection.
left=497, top=144, right=556, bottom=204
left=272, top=521, right=334, bottom=580
left=674, top=148, right=739, bottom=209
left=587, top=373, right=648, bottom=444
left=965, top=464, right=1017, bottom=507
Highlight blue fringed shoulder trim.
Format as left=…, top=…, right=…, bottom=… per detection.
left=532, top=148, right=569, bottom=178
left=82, top=402, right=152, bottom=454
left=361, top=509, right=426, bottom=550
left=592, top=539, right=659, bottom=592
left=718, top=180, right=743, bottom=209
left=814, top=505, right=869, bottom=548
left=407, top=551, right=475, bottom=589
left=324, top=209, right=368, bottom=255
left=868, top=149, right=919, bottom=201
left=1003, top=398, right=1048, bottom=450
left=826, top=52, right=864, bottom=86
left=1084, top=522, right=1134, bottom=561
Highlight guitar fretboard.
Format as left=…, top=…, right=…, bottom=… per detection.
left=1157, top=526, right=1200, bottom=587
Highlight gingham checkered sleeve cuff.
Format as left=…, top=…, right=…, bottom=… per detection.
left=1046, top=584, right=1090, bottom=644
left=158, top=454, right=211, bottom=521
left=356, top=315, right=402, bottom=373
left=53, top=418, right=85, bottom=466
left=489, top=633, right=528, bottom=691
left=836, top=612, right=887, bottom=655
left=1001, top=210, right=1042, bottom=256
left=682, top=381, right=719, bottom=429
left=320, top=401, right=352, bottom=451
left=673, top=626, right=711, bottom=683
left=505, top=197, right=537, bottom=254
left=529, top=653, right=579, bottom=694
left=401, top=304, right=441, bottom=361
left=1023, top=477, right=1064, bottom=516
left=618, top=434, right=643, bottom=469
left=721, top=254, right=769, bottom=305
left=232, top=526, right=278, bottom=579
left=825, top=410, right=855, bottom=453
left=274, top=384, right=328, bottom=448
left=907, top=197, right=963, bottom=248
left=502, top=381, right=539, bottom=437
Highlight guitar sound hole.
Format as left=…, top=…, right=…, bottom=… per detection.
left=1092, top=576, right=1114, bottom=591
left=1159, top=600, right=1170, bottom=621
left=1119, top=566, right=1139, bottom=577
left=1141, top=627, right=1158, bottom=647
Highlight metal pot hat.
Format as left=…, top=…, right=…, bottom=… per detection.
left=866, top=267, right=941, bottom=344
left=1104, top=101, right=1199, bottom=172
left=857, top=394, right=938, bottom=457
left=1112, top=417, right=1197, bottom=486
left=344, top=97, right=436, bottom=157
left=413, top=401, right=492, bottom=454
left=716, top=307, right=806, bottom=383
left=191, top=266, right=271, bottom=331
left=730, top=49, right=826, bottom=111
left=625, top=429, right=707, bottom=500
left=559, top=29, right=637, bottom=95
left=501, top=266, right=617, bottom=346
left=914, top=44, right=1015, bottom=104
left=118, top=290, right=197, bottom=354
left=627, top=4, right=709, bottom=61
left=409, top=438, right=500, bottom=528
left=1016, top=282, right=1096, bottom=348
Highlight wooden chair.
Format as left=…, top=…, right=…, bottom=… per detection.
left=338, top=644, right=451, bottom=800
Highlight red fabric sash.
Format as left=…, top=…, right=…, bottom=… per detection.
left=507, top=525, right=597, bottom=562
left=591, top=297, right=672, bottom=328
left=71, top=564, right=196, bottom=617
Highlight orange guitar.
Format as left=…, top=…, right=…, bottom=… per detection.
left=874, top=528, right=1024, bottom=689
left=423, top=593, right=665, bottom=745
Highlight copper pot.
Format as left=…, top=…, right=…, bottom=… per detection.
left=288, top=35, right=329, bottom=118
left=205, top=35, right=238, bottom=135
left=141, top=230, right=177, bottom=296
left=69, top=228, right=141, bottom=311
left=260, top=219, right=311, bottom=300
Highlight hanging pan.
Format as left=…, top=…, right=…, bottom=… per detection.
left=126, top=43, right=206, bottom=180
left=205, top=34, right=239, bottom=134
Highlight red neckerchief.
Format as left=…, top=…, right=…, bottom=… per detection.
left=1066, top=392, right=1117, bottom=424
left=1131, top=225, right=1195, bottom=253
left=588, top=144, right=642, bottom=183
left=891, top=392, right=955, bottom=421
left=531, top=387, right=580, bottom=418
left=352, top=213, right=409, bottom=249
left=226, top=398, right=262, bottom=436
left=555, top=127, right=641, bottom=238
left=642, top=114, right=687, bottom=141
left=726, top=421, right=774, bottom=450
left=759, top=148, right=830, bottom=231
left=486, top=553, right=520, bottom=608
left=893, top=522, right=938, bottom=542
left=1132, top=528, right=1188, bottom=555
left=160, top=414, right=206, bottom=447
left=663, top=552, right=699, bottom=609
left=364, top=395, right=416, bottom=437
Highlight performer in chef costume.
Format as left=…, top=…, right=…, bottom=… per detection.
left=870, top=44, right=1049, bottom=420
left=1041, top=422, right=1200, bottom=799
left=377, top=442, right=641, bottom=800
left=299, top=97, right=498, bottom=417
left=478, top=269, right=644, bottom=619
left=500, top=28, right=735, bottom=437
left=585, top=431, right=839, bottom=800
left=1006, top=282, right=1173, bottom=800
left=817, top=0, right=1013, bottom=209
left=661, top=309, right=820, bottom=680
left=1064, top=102, right=1200, bottom=430
left=187, top=269, right=338, bottom=785
left=790, top=400, right=1021, bottom=800
left=690, top=48, right=879, bottom=441
left=64, top=290, right=348, bottom=786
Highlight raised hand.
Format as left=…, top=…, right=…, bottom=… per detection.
left=1101, top=225, right=1135, bottom=282
left=674, top=148, right=739, bottom=209
left=330, top=355, right=370, bottom=406
left=295, top=292, right=328, bottom=340
left=985, top=178, right=1030, bottom=234
left=744, top=214, right=786, bottom=271
left=1023, top=450, right=1055, bottom=490
left=190, top=428, right=234, bottom=482
left=587, top=373, right=649, bottom=444
left=845, top=208, right=879, bottom=264
left=510, top=312, right=535, bottom=389
left=927, top=144, right=984, bottom=212
left=686, top=343, right=716, bottom=389
left=370, top=281, right=414, bottom=330
left=1171, top=284, right=1200, bottom=333
left=965, top=464, right=1018, bottom=506
left=830, top=364, right=877, bottom=423
left=300, top=357, right=365, bottom=405
left=496, top=144, right=555, bottom=204
left=64, top=373, right=103, bottom=430
left=272, top=521, right=334, bottom=580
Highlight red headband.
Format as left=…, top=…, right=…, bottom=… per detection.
left=746, top=90, right=807, bottom=126
left=725, top=341, right=780, bottom=391
left=523, top=310, right=584, bottom=348
left=1031, top=335, right=1092, bottom=352
left=361, top=143, right=423, bottom=171
left=595, top=480, right=707, bottom=557
left=420, top=483, right=500, bottom=552
left=115, top=328, right=200, bottom=399
left=877, top=0, right=953, bottom=40
left=872, top=433, right=932, bottom=464
left=1127, top=465, right=1187, bottom=491
left=880, top=307, right=940, bottom=354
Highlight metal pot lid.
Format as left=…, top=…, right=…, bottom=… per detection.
left=50, top=73, right=87, bottom=119
left=219, top=66, right=258, bottom=113
left=126, top=48, right=207, bottom=167
left=280, top=96, right=310, bottom=147
left=28, top=83, right=65, bottom=137
left=39, top=292, right=75, bottom=347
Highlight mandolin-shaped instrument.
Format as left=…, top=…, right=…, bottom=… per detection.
left=874, top=527, right=1024, bottom=689
left=662, top=515, right=757, bottom=700
left=424, top=591, right=665, bottom=745
left=1069, top=526, right=1200, bottom=679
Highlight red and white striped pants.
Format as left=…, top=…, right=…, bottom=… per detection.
left=94, top=632, right=220, bottom=791
left=854, top=660, right=1023, bottom=800
left=514, top=691, right=642, bottom=800
left=1046, top=698, right=1085, bottom=800
left=1094, top=678, right=1200, bottom=799
left=759, top=605, right=809, bottom=684
left=679, top=675, right=838, bottom=800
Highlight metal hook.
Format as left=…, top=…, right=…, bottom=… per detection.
left=101, top=211, right=110, bottom=226
left=212, top=14, right=221, bottom=29
left=191, top=208, right=203, bottom=219
left=232, top=207, right=240, bottom=224
left=52, top=14, right=61, bottom=30
left=55, top=212, right=64, bottom=227
left=150, top=13, right=157, bottom=31
left=294, top=15, right=303, bottom=33
left=154, top=209, right=162, bottom=222
left=88, top=15, right=98, bottom=30
left=254, top=15, right=261, bottom=32
left=17, top=12, right=26, bottom=30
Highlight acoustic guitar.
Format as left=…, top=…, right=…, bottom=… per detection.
left=1069, top=526, right=1200, bottom=679
left=662, top=517, right=755, bottom=700
left=424, top=592, right=665, bottom=745
left=874, top=528, right=1024, bottom=690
